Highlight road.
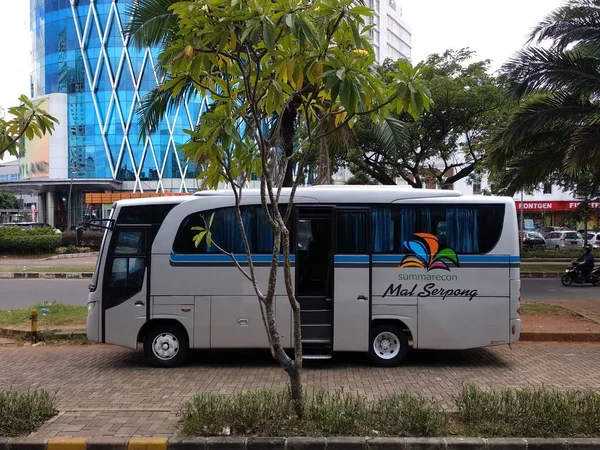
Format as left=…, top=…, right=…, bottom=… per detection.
left=0, top=278, right=598, bottom=309
left=0, top=279, right=90, bottom=308
left=521, top=279, right=600, bottom=302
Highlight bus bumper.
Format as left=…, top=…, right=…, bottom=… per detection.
left=86, top=301, right=100, bottom=343
left=510, top=318, right=521, bottom=343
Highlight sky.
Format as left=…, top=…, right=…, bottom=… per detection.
left=0, top=0, right=566, bottom=110
left=401, top=0, right=565, bottom=70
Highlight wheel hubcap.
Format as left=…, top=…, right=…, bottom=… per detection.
left=152, top=333, right=179, bottom=360
left=373, top=331, right=400, bottom=360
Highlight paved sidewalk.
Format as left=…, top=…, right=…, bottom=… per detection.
left=1, top=343, right=600, bottom=438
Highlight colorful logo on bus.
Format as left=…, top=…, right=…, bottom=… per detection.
left=398, top=233, right=459, bottom=272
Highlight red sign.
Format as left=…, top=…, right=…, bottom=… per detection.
left=515, top=201, right=600, bottom=212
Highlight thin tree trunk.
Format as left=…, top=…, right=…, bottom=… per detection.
left=289, top=368, right=304, bottom=417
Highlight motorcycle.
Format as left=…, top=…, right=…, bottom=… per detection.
left=561, top=260, right=600, bottom=286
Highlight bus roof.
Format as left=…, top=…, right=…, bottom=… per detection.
left=112, top=195, right=196, bottom=208
left=192, top=186, right=462, bottom=202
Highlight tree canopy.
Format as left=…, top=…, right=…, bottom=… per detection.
left=348, top=49, right=511, bottom=188
left=0, top=192, right=18, bottom=209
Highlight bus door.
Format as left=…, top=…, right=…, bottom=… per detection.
left=333, top=208, right=371, bottom=352
left=102, top=227, right=150, bottom=348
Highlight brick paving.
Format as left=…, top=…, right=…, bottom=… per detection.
left=2, top=343, right=600, bottom=438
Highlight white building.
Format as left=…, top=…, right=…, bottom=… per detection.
left=365, top=0, right=412, bottom=62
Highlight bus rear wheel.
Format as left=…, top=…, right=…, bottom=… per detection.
left=369, top=324, right=408, bottom=367
left=144, top=325, right=189, bottom=368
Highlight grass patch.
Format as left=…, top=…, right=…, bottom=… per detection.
left=0, top=303, right=87, bottom=328
left=521, top=263, right=565, bottom=273
left=0, top=390, right=57, bottom=436
left=180, top=387, right=600, bottom=438
left=0, top=265, right=94, bottom=273
left=179, top=390, right=446, bottom=437
left=520, top=302, right=577, bottom=316
left=456, top=385, right=600, bottom=437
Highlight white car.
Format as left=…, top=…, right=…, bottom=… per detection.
left=545, top=231, right=584, bottom=250
left=586, top=232, right=600, bottom=249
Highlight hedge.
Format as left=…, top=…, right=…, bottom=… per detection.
left=0, top=227, right=62, bottom=255
left=60, top=230, right=103, bottom=249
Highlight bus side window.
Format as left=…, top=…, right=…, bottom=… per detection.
left=110, top=257, right=145, bottom=288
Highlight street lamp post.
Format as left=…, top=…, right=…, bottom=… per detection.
left=67, top=166, right=79, bottom=229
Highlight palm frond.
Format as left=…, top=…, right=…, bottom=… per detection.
left=126, top=0, right=179, bottom=49
left=137, top=76, right=200, bottom=139
left=503, top=47, right=600, bottom=98
left=529, top=0, right=600, bottom=51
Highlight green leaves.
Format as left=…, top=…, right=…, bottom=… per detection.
left=191, top=213, right=215, bottom=248
left=0, top=95, right=59, bottom=160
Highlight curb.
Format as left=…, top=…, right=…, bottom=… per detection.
left=44, top=252, right=98, bottom=260
left=1, top=437, right=599, bottom=450
left=0, top=272, right=93, bottom=279
left=0, top=326, right=86, bottom=340
left=519, top=332, right=600, bottom=342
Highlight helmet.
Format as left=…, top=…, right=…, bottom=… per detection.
left=586, top=244, right=593, bottom=252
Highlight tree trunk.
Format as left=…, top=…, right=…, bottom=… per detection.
left=288, top=367, right=304, bottom=417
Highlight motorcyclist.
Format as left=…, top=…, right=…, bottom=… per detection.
left=576, top=244, right=595, bottom=281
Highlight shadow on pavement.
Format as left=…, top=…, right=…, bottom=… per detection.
left=103, top=345, right=510, bottom=370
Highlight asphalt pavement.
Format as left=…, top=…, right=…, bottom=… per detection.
left=521, top=278, right=600, bottom=302
left=0, top=278, right=598, bottom=309
left=0, top=279, right=90, bottom=308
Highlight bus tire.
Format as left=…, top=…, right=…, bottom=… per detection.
left=144, top=325, right=189, bottom=368
left=369, top=325, right=408, bottom=367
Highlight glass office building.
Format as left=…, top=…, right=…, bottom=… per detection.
left=30, top=0, right=206, bottom=193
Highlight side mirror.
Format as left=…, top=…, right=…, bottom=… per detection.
left=76, top=225, right=83, bottom=245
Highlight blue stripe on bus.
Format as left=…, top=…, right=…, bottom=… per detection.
left=334, top=255, right=370, bottom=263
left=170, top=254, right=519, bottom=265
left=170, top=253, right=295, bottom=263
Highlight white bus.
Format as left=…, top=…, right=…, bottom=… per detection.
left=84, top=186, right=521, bottom=367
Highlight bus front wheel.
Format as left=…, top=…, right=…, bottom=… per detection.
left=144, top=325, right=189, bottom=368
left=369, top=325, right=408, bottom=367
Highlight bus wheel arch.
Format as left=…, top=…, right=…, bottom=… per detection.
left=139, top=319, right=190, bottom=368
left=369, top=319, right=412, bottom=367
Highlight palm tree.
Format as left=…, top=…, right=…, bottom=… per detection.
left=488, top=0, right=600, bottom=195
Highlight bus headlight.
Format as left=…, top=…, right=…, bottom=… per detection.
left=87, top=302, right=97, bottom=314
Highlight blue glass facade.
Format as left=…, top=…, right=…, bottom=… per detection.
left=30, top=0, right=206, bottom=191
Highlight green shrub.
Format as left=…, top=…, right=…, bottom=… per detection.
left=0, top=228, right=61, bottom=254
left=372, top=393, right=447, bottom=437
left=179, top=390, right=446, bottom=437
left=61, top=230, right=103, bottom=249
left=455, top=385, right=600, bottom=438
left=0, top=390, right=57, bottom=436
